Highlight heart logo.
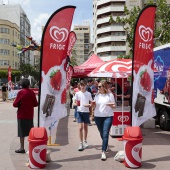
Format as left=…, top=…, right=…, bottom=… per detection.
left=139, top=25, right=153, bottom=42
left=50, top=26, right=69, bottom=43
left=118, top=115, right=129, bottom=122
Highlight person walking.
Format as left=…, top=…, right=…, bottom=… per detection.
left=73, top=83, right=80, bottom=122
left=74, top=80, right=92, bottom=151
left=1, top=83, right=8, bottom=101
left=93, top=80, right=116, bottom=160
left=13, top=79, right=38, bottom=153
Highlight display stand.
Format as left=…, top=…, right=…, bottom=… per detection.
left=47, top=126, right=60, bottom=146
left=110, top=106, right=131, bottom=137
left=110, top=78, right=131, bottom=137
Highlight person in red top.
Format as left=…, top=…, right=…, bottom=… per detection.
left=13, top=79, right=38, bottom=153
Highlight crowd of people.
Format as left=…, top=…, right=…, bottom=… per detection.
left=70, top=78, right=131, bottom=160
left=1, top=77, right=131, bottom=161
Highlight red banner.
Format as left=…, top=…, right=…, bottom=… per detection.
left=132, top=5, right=156, bottom=126
left=39, top=6, right=76, bottom=134
left=67, top=31, right=77, bottom=57
left=8, top=66, right=12, bottom=90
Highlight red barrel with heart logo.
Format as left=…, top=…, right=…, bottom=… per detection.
left=28, top=127, right=48, bottom=169
left=123, top=126, right=143, bottom=168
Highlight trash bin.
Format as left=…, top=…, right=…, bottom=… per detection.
left=28, top=127, right=48, bottom=169
left=122, top=126, right=143, bottom=168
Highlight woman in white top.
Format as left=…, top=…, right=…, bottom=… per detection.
left=93, top=80, right=115, bottom=161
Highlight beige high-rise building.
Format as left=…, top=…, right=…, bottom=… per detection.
left=92, top=0, right=147, bottom=61
left=73, top=25, right=90, bottom=65
left=0, top=4, right=31, bottom=70
left=0, top=19, right=20, bottom=70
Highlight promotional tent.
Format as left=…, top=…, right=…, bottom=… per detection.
left=72, top=54, right=105, bottom=78
left=88, top=58, right=132, bottom=137
left=87, top=59, right=132, bottom=78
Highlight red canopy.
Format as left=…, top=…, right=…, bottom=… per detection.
left=72, top=54, right=105, bottom=78
left=88, top=59, right=132, bottom=78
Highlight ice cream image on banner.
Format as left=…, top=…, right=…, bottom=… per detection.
left=40, top=58, right=67, bottom=135
left=132, top=59, right=155, bottom=126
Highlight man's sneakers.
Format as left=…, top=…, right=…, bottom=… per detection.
left=15, top=149, right=26, bottom=153
left=101, top=151, right=107, bottom=161
left=78, top=141, right=89, bottom=151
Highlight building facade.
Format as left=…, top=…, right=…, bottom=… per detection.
left=0, top=4, right=31, bottom=70
left=93, top=0, right=127, bottom=61
left=0, top=19, right=20, bottom=70
left=73, top=25, right=90, bottom=65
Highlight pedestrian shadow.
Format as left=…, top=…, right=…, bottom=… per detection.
left=88, top=144, right=115, bottom=151
left=55, top=116, right=69, bottom=146
left=53, top=147, right=117, bottom=163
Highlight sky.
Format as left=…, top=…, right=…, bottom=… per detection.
left=3, top=0, right=93, bottom=43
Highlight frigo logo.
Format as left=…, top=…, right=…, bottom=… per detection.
left=117, top=115, right=129, bottom=122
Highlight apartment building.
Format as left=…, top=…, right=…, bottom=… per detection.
left=73, top=25, right=90, bottom=65
left=0, top=4, right=31, bottom=70
left=93, top=0, right=127, bottom=61
left=0, top=19, right=20, bottom=70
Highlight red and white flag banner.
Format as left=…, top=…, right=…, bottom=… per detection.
left=38, top=6, right=76, bottom=135
left=132, top=5, right=156, bottom=126
left=8, top=66, right=12, bottom=90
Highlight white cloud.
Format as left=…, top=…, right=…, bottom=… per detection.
left=32, top=13, right=50, bottom=43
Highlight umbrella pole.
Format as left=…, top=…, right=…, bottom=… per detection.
left=122, top=78, right=124, bottom=135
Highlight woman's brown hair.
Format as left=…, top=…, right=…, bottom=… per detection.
left=98, top=80, right=109, bottom=94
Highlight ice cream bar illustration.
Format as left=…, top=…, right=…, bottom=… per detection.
left=135, top=93, right=146, bottom=117
left=42, top=94, right=55, bottom=117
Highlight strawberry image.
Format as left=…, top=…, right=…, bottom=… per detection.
left=140, top=69, right=151, bottom=92
left=61, top=88, right=67, bottom=104
left=50, top=70, right=62, bottom=91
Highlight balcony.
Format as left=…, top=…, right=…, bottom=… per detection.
left=97, top=0, right=126, bottom=6
left=97, top=6, right=124, bottom=15
left=97, top=25, right=124, bottom=34
left=97, top=45, right=126, bottom=53
left=97, top=16, right=124, bottom=25
left=97, top=35, right=126, bottom=43
left=100, top=55, right=118, bottom=62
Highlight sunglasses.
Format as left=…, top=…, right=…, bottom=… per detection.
left=98, top=86, right=102, bottom=88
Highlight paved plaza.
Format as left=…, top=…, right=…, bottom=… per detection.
left=1, top=100, right=170, bottom=170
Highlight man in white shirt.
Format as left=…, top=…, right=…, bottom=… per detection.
left=74, top=80, right=92, bottom=151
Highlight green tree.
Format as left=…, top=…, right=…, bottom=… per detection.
left=70, top=49, right=78, bottom=66
left=111, top=0, right=170, bottom=56
left=19, top=63, right=39, bottom=81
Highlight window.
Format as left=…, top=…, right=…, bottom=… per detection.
left=0, top=38, right=10, bottom=44
left=0, top=28, right=10, bottom=34
left=0, top=60, right=9, bottom=65
left=0, top=49, right=10, bottom=55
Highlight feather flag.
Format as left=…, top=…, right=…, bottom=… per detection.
left=38, top=6, right=76, bottom=135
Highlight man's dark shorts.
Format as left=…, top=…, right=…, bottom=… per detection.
left=77, top=112, right=90, bottom=124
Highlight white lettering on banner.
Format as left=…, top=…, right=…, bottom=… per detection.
left=50, top=43, right=66, bottom=50
left=139, top=42, right=151, bottom=49
left=118, top=115, right=129, bottom=122
left=74, top=69, right=85, bottom=73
